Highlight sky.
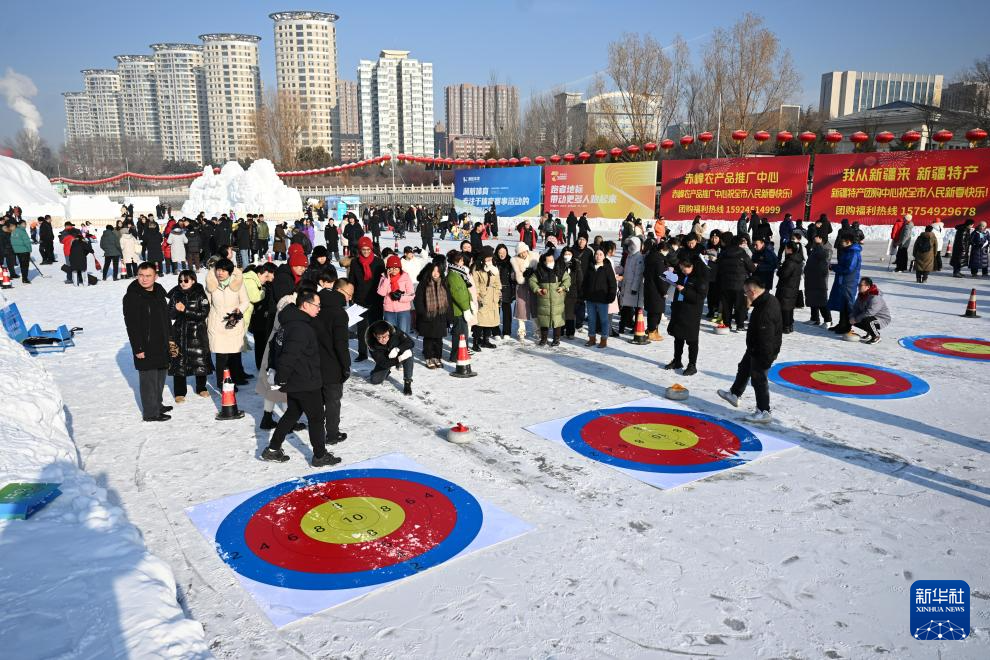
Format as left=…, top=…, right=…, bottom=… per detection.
left=1, top=0, right=989, bottom=146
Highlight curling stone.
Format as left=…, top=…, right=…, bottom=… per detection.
left=665, top=383, right=689, bottom=401
left=842, top=332, right=861, bottom=342
left=714, top=325, right=731, bottom=335
left=447, top=422, right=474, bottom=444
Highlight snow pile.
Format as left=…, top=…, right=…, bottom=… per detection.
left=181, top=159, right=301, bottom=220
left=0, top=154, right=65, bottom=218
left=63, top=194, right=122, bottom=222
left=0, top=333, right=209, bottom=658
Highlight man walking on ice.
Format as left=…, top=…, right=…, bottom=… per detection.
left=122, top=262, right=172, bottom=422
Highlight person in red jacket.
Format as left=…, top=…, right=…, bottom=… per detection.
left=517, top=219, right=537, bottom=250
left=59, top=222, right=76, bottom=283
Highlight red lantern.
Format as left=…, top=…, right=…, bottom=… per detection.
left=520, top=156, right=532, bottom=165
left=798, top=131, right=817, bottom=147
left=825, top=132, right=843, bottom=147
left=454, top=158, right=464, bottom=166
left=381, top=154, right=392, bottom=162
left=932, top=130, right=953, bottom=147
left=508, top=157, right=519, bottom=166
left=563, top=153, right=575, bottom=163
left=776, top=131, right=793, bottom=145
left=875, top=131, right=895, bottom=145
left=609, top=147, right=623, bottom=159
left=486, top=158, right=498, bottom=167
left=965, top=128, right=987, bottom=146
left=626, top=144, right=640, bottom=156
left=498, top=157, right=509, bottom=166
left=660, top=139, right=675, bottom=151
left=754, top=130, right=771, bottom=143
left=900, top=130, right=921, bottom=148
left=679, top=135, right=694, bottom=148
left=850, top=131, right=869, bottom=149
left=549, top=154, right=562, bottom=164
left=445, top=157, right=454, bottom=167
left=397, top=153, right=407, bottom=162
left=643, top=142, right=657, bottom=153
left=697, top=131, right=713, bottom=145
left=595, top=149, right=608, bottom=160
left=578, top=151, right=590, bottom=162
left=534, top=156, right=546, bottom=165
left=475, top=158, right=486, bottom=167
left=731, top=130, right=748, bottom=142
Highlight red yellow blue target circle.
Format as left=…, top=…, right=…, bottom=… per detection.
left=215, top=469, right=483, bottom=590
left=561, top=407, right=762, bottom=473
left=899, top=335, right=990, bottom=361
left=769, top=361, right=929, bottom=399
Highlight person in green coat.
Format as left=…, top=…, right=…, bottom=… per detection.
left=255, top=217, right=270, bottom=260
left=10, top=220, right=33, bottom=283
left=99, top=224, right=123, bottom=281
left=445, top=250, right=473, bottom=361
left=528, top=250, right=570, bottom=346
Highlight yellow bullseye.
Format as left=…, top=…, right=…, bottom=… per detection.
left=619, top=423, right=699, bottom=450
left=301, top=497, right=404, bottom=544
left=942, top=342, right=990, bottom=355
left=810, top=370, right=876, bottom=387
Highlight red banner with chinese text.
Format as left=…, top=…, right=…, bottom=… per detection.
left=659, top=156, right=810, bottom=221
left=810, top=149, right=990, bottom=227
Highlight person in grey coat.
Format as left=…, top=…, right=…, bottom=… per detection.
left=849, top=277, right=891, bottom=344
left=100, top=225, right=122, bottom=280
left=803, top=233, right=832, bottom=326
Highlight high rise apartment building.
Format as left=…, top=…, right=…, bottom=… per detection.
left=114, top=55, right=160, bottom=144
left=334, top=79, right=362, bottom=162
left=358, top=50, right=434, bottom=158
left=445, top=83, right=519, bottom=138
left=62, top=92, right=93, bottom=142
left=81, top=69, right=122, bottom=141
left=200, top=33, right=262, bottom=161
left=270, top=11, right=340, bottom=155
left=152, top=43, right=210, bottom=164
left=820, top=71, right=943, bottom=119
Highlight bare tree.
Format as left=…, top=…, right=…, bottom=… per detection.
left=519, top=88, right=571, bottom=155
left=252, top=91, right=309, bottom=169
left=2, top=129, right=57, bottom=175
left=689, top=13, right=801, bottom=155
left=590, top=33, right=688, bottom=145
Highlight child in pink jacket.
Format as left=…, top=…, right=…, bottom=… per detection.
left=378, top=255, right=415, bottom=334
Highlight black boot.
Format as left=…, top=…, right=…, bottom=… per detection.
left=260, top=411, right=277, bottom=430
left=539, top=328, right=548, bottom=346
left=664, top=359, right=683, bottom=370
left=682, top=363, right=698, bottom=376
left=480, top=328, right=497, bottom=348
left=403, top=380, right=413, bottom=396
left=550, top=327, right=561, bottom=347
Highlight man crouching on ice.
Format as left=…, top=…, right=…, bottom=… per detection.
left=365, top=319, right=415, bottom=396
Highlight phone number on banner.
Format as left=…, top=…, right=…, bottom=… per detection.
left=674, top=204, right=782, bottom=216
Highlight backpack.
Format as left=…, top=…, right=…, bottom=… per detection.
left=917, top=235, right=932, bottom=253
left=267, top=326, right=286, bottom=378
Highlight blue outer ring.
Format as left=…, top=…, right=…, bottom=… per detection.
left=560, top=406, right=762, bottom=473
left=898, top=335, right=990, bottom=362
left=214, top=468, right=483, bottom=590
left=768, top=360, right=930, bottom=399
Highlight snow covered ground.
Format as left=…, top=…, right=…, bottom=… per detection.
left=2, top=234, right=988, bottom=659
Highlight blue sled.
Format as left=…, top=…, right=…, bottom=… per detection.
left=0, top=303, right=78, bottom=355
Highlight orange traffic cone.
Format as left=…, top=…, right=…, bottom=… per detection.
left=266, top=253, right=273, bottom=263
left=0, top=266, right=11, bottom=289
left=450, top=334, right=477, bottom=378
left=215, top=369, right=245, bottom=420
left=630, top=308, right=649, bottom=344
left=962, top=288, right=980, bottom=318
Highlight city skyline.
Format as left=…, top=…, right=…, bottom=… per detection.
left=2, top=0, right=989, bottom=148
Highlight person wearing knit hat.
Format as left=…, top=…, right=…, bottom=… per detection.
left=347, top=235, right=385, bottom=360
left=378, top=254, right=415, bottom=334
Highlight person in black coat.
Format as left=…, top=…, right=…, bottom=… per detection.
left=365, top=319, right=415, bottom=395
left=263, top=290, right=339, bottom=466
left=314, top=275, right=352, bottom=447
left=39, top=216, right=55, bottom=264
left=414, top=263, right=452, bottom=367
left=716, top=235, right=755, bottom=331
left=342, top=216, right=363, bottom=257
left=704, top=231, right=723, bottom=319
left=774, top=243, right=803, bottom=334
left=665, top=257, right=707, bottom=375
left=68, top=231, right=93, bottom=285
left=167, top=270, right=213, bottom=400
left=577, top=212, right=590, bottom=240
left=642, top=240, right=670, bottom=341
left=582, top=246, right=618, bottom=346
left=718, top=277, right=783, bottom=422
left=348, top=236, right=385, bottom=360
left=142, top=223, right=165, bottom=272
left=751, top=237, right=777, bottom=291
left=324, top=219, right=341, bottom=261
left=123, top=263, right=172, bottom=421
left=493, top=244, right=515, bottom=338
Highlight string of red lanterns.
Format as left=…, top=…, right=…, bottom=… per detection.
left=50, top=128, right=990, bottom=184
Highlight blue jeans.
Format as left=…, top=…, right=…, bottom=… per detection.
left=239, top=249, right=251, bottom=268
left=586, top=301, right=610, bottom=336
left=384, top=310, right=412, bottom=335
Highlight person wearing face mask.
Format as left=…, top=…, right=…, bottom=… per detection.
left=560, top=246, right=583, bottom=339
left=312, top=274, right=352, bottom=448
left=348, top=236, right=386, bottom=361
left=414, top=262, right=452, bottom=369
left=528, top=250, right=570, bottom=346
left=377, top=255, right=415, bottom=335
left=471, top=245, right=502, bottom=350
left=167, top=269, right=213, bottom=401
left=665, top=258, right=707, bottom=376
left=582, top=246, right=618, bottom=348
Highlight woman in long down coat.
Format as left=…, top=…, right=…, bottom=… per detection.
left=511, top=242, right=537, bottom=341
left=528, top=250, right=570, bottom=347
left=616, top=236, right=645, bottom=334
left=827, top=235, right=862, bottom=333
left=471, top=246, right=502, bottom=350
left=664, top=257, right=707, bottom=376
left=803, top=233, right=832, bottom=326
left=168, top=270, right=213, bottom=400
left=413, top=262, right=452, bottom=368
left=560, top=246, right=584, bottom=338
left=774, top=243, right=803, bottom=333
left=206, top=258, right=251, bottom=387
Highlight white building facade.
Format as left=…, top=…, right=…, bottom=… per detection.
left=152, top=43, right=210, bottom=164
left=270, top=11, right=340, bottom=155
left=81, top=69, right=122, bottom=141
left=114, top=55, right=160, bottom=144
left=200, top=33, right=262, bottom=162
left=820, top=71, right=943, bottom=119
left=358, top=50, right=434, bottom=158
left=62, top=92, right=93, bottom=142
